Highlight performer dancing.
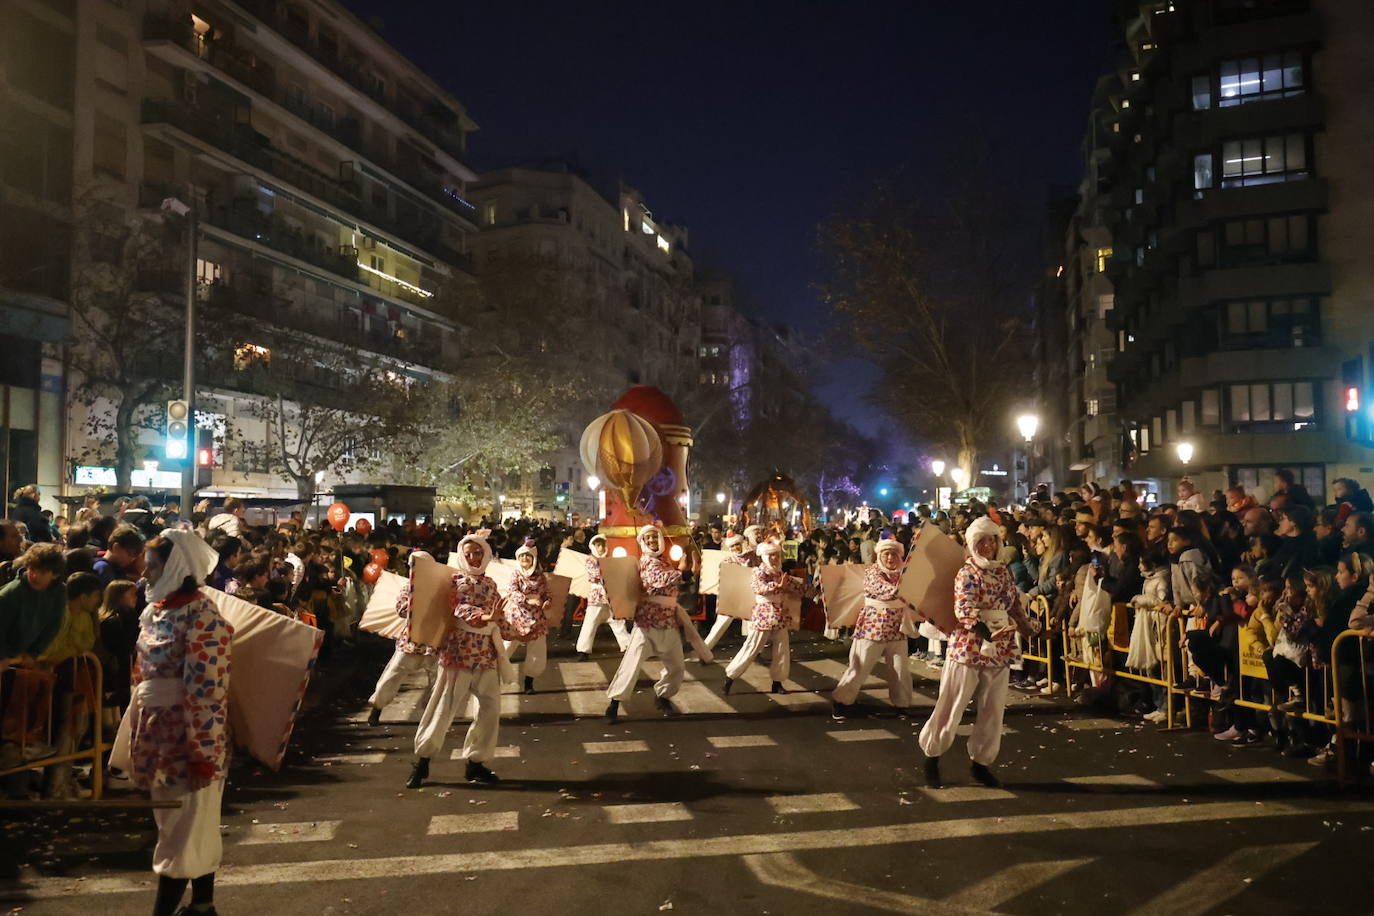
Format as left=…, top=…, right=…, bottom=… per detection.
left=918, top=517, right=1040, bottom=789
left=742, top=525, right=764, bottom=566
left=722, top=540, right=805, bottom=695
left=408, top=533, right=503, bottom=788
left=366, top=550, right=438, bottom=726
left=128, top=530, right=232, bottom=916
left=832, top=537, right=914, bottom=721
left=501, top=539, right=551, bottom=695
left=700, top=532, right=753, bottom=655
left=575, top=534, right=629, bottom=660
left=605, top=525, right=690, bottom=723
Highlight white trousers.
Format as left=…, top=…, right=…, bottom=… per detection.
left=606, top=626, right=685, bottom=702
left=832, top=638, right=912, bottom=708
left=576, top=604, right=630, bottom=653
left=151, top=778, right=225, bottom=878
left=725, top=627, right=790, bottom=681
left=502, top=635, right=548, bottom=679
left=918, top=660, right=1010, bottom=765
left=413, top=665, right=500, bottom=762
left=368, top=646, right=437, bottom=710
left=704, top=613, right=751, bottom=650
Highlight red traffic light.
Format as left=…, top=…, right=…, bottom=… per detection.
left=1346, top=386, right=1361, bottom=413
left=196, top=447, right=214, bottom=467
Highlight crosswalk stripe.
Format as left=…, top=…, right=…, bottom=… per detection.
left=583, top=740, right=649, bottom=754
left=919, top=786, right=1015, bottom=803
left=239, top=820, right=341, bottom=845
left=428, top=812, right=519, bottom=835
left=565, top=685, right=608, bottom=717
left=707, top=735, right=777, bottom=748
left=602, top=802, right=693, bottom=824
left=955, top=723, right=1016, bottom=736
left=826, top=728, right=898, bottom=742
left=1205, top=766, right=1309, bottom=784
left=317, top=752, right=386, bottom=765
left=673, top=680, right=736, bottom=714
left=556, top=661, right=610, bottom=689
left=945, top=857, right=1094, bottom=910
left=450, top=745, right=521, bottom=760
left=1127, top=843, right=1316, bottom=916
left=1059, top=718, right=1136, bottom=731
left=767, top=793, right=859, bottom=815
left=1064, top=774, right=1159, bottom=788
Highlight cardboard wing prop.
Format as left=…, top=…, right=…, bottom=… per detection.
left=359, top=570, right=408, bottom=640
left=819, top=565, right=868, bottom=628
left=545, top=573, right=572, bottom=626
left=554, top=548, right=592, bottom=599
left=716, top=563, right=756, bottom=620
left=896, top=528, right=965, bottom=635
left=203, top=587, right=323, bottom=770
left=601, top=556, right=641, bottom=621
left=405, top=555, right=458, bottom=649
left=698, top=549, right=724, bottom=596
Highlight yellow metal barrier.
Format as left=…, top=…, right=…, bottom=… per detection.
left=1102, top=603, right=1179, bottom=728
left=1019, top=596, right=1060, bottom=693
left=0, top=652, right=110, bottom=802
left=1331, top=629, right=1374, bottom=787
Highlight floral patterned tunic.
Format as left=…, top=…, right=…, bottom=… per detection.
left=129, top=591, right=232, bottom=792
left=853, top=565, right=906, bottom=643
left=947, top=558, right=1038, bottom=668
left=393, top=584, right=437, bottom=657
left=500, top=570, right=551, bottom=642
left=438, top=574, right=501, bottom=671
left=585, top=556, right=608, bottom=607
left=635, top=556, right=682, bottom=630
left=751, top=566, right=804, bottom=631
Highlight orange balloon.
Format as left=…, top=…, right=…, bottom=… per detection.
left=327, top=502, right=350, bottom=531
left=371, top=548, right=390, bottom=566
left=362, top=562, right=383, bottom=584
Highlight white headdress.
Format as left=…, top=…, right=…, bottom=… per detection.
left=146, top=528, right=219, bottom=605
left=964, top=517, right=1004, bottom=569
left=636, top=524, right=664, bottom=558
left=453, top=533, right=494, bottom=577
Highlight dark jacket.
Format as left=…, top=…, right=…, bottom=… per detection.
left=10, top=495, right=51, bottom=542
left=1273, top=532, right=1322, bottom=578
left=0, top=575, right=67, bottom=657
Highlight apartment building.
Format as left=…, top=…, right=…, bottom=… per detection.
left=1057, top=0, right=1374, bottom=503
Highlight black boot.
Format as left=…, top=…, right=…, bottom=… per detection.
left=771, top=681, right=785, bottom=695
left=655, top=695, right=679, bottom=716
left=924, top=756, right=943, bottom=788
left=406, top=757, right=429, bottom=789
left=465, top=759, right=500, bottom=784
left=831, top=702, right=848, bottom=722
left=722, top=677, right=734, bottom=695
left=605, top=699, right=620, bottom=724
left=576, top=652, right=590, bottom=662
left=366, top=707, right=381, bottom=727
left=970, top=762, right=1001, bottom=788
left=524, top=676, right=536, bottom=695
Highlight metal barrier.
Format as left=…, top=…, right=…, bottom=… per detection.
left=1019, top=596, right=1060, bottom=693
left=1331, top=629, right=1374, bottom=787
left=0, top=652, right=109, bottom=801
left=1101, top=603, right=1179, bottom=728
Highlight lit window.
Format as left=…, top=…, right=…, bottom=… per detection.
left=1087, top=399, right=1099, bottom=417
left=484, top=203, right=496, bottom=225
left=656, top=234, right=670, bottom=253
left=1220, top=134, right=1308, bottom=187
left=1219, top=51, right=1304, bottom=106
left=1191, top=76, right=1212, bottom=110
left=1193, top=153, right=1214, bottom=190
left=196, top=258, right=222, bottom=285
left=233, top=343, right=271, bottom=370
left=1096, top=247, right=1113, bottom=273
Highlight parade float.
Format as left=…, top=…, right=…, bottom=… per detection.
left=739, top=471, right=813, bottom=533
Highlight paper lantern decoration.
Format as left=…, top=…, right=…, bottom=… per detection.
left=327, top=502, right=350, bottom=531
left=354, top=518, right=372, bottom=537
left=579, top=409, right=663, bottom=508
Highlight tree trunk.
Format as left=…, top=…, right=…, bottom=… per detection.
left=956, top=422, right=979, bottom=494
left=114, top=397, right=138, bottom=492
left=295, top=475, right=315, bottom=504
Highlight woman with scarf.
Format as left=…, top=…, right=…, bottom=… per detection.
left=722, top=539, right=806, bottom=695
left=408, top=533, right=503, bottom=788
left=575, top=534, right=630, bottom=660
left=365, top=550, right=439, bottom=727
left=501, top=539, right=551, bottom=695
left=919, top=517, right=1039, bottom=789
left=605, top=524, right=691, bottom=724
left=126, top=530, right=232, bottom=916
left=831, top=536, right=915, bottom=721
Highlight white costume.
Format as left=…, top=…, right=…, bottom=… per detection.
left=723, top=541, right=803, bottom=689
left=833, top=538, right=913, bottom=712
left=576, top=536, right=630, bottom=654
left=501, top=540, right=552, bottom=692
left=702, top=533, right=753, bottom=652
left=606, top=526, right=687, bottom=718
left=367, top=551, right=438, bottom=721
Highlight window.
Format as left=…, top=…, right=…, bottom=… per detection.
left=233, top=343, right=270, bottom=370
left=1181, top=401, right=1196, bottom=434
left=1201, top=389, right=1221, bottom=426
left=1219, top=214, right=1312, bottom=265
left=196, top=258, right=222, bottom=288
left=1191, top=75, right=1212, bottom=110
left=1194, top=153, right=1214, bottom=190
left=1234, top=465, right=1325, bottom=501
left=1229, top=381, right=1317, bottom=430
left=1152, top=415, right=1163, bottom=446
left=1219, top=297, right=1320, bottom=350
left=1218, top=51, right=1304, bottom=106
left=1087, top=399, right=1099, bottom=417
left=369, top=254, right=385, bottom=272
left=1196, top=230, right=1215, bottom=267
left=1220, top=134, right=1308, bottom=187
left=483, top=203, right=496, bottom=225
left=1097, top=294, right=1114, bottom=318
left=1095, top=247, right=1113, bottom=273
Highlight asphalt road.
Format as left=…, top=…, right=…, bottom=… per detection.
left=3, top=629, right=1370, bottom=916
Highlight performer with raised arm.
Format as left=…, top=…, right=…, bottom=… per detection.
left=408, top=533, right=503, bottom=788
left=365, top=550, right=438, bottom=727
left=501, top=539, right=551, bottom=695
left=918, top=516, right=1041, bottom=789
left=722, top=539, right=806, bottom=695
left=575, top=534, right=629, bottom=660
left=604, top=524, right=690, bottom=723
left=743, top=525, right=765, bottom=566
left=831, top=535, right=914, bottom=721
left=700, top=532, right=752, bottom=655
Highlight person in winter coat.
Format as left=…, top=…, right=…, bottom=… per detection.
left=1165, top=526, right=1211, bottom=611
left=1272, top=506, right=1322, bottom=578
left=10, top=485, right=51, bottom=542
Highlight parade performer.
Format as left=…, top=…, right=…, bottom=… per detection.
left=832, top=536, right=914, bottom=720
left=743, top=525, right=764, bottom=566
left=128, top=530, right=232, bottom=916
left=701, top=532, right=753, bottom=654
left=722, top=539, right=805, bottom=695
left=501, top=539, right=551, bottom=695
left=918, top=517, right=1040, bottom=789
left=408, top=533, right=503, bottom=788
left=365, top=551, right=438, bottom=727
left=575, top=534, right=630, bottom=660
left=605, top=525, right=690, bottom=723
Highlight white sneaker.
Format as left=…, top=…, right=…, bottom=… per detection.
left=1307, top=745, right=1335, bottom=766
left=1213, top=726, right=1241, bottom=741
left=1039, top=685, right=1055, bottom=695
left=1035, top=678, right=1048, bottom=688
left=1144, top=710, right=1167, bottom=723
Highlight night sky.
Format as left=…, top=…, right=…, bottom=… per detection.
left=342, top=0, right=1117, bottom=432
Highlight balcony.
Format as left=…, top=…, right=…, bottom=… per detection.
left=200, top=202, right=360, bottom=284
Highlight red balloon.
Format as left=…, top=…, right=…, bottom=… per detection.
left=354, top=518, right=373, bottom=537
left=362, top=562, right=383, bottom=584
left=327, top=502, right=350, bottom=531
left=371, top=548, right=390, bottom=567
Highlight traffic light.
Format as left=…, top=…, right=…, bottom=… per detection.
left=165, top=399, right=189, bottom=460
left=196, top=447, right=214, bottom=468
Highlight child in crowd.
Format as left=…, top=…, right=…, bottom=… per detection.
left=1129, top=551, right=1172, bottom=722
left=98, top=580, right=140, bottom=733
left=40, top=572, right=106, bottom=798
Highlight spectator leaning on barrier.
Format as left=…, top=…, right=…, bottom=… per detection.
left=9, top=485, right=51, bottom=543
left=93, top=526, right=146, bottom=587
left=0, top=543, right=68, bottom=659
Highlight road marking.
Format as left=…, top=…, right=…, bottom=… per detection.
left=1127, top=843, right=1316, bottom=916
left=565, top=686, right=609, bottom=717
left=946, top=857, right=1094, bottom=910
left=745, top=851, right=934, bottom=915
left=583, top=740, right=649, bottom=754
left=1206, top=766, right=1309, bottom=784
left=557, top=661, right=610, bottom=689
left=1064, top=774, right=1160, bottom=788
left=955, top=723, right=1016, bottom=736
left=1060, top=718, right=1136, bottom=731
left=673, top=680, right=736, bottom=714
left=14, top=800, right=1364, bottom=898
left=500, top=693, right=520, bottom=717
left=428, top=812, right=519, bottom=835
left=603, top=802, right=693, bottom=824
left=919, top=786, right=1016, bottom=803
left=238, top=820, right=341, bottom=845
left=316, top=752, right=386, bottom=765
left=451, top=745, right=520, bottom=760
left=707, top=734, right=777, bottom=748
left=767, top=793, right=859, bottom=815
left=827, top=728, right=898, bottom=742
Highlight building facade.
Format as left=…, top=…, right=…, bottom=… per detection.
left=1056, top=0, right=1374, bottom=504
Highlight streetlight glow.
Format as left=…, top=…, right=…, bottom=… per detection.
left=587, top=475, right=600, bottom=490
left=1176, top=441, right=1194, bottom=465
left=931, top=460, right=946, bottom=477
left=715, top=492, right=726, bottom=504
left=1017, top=414, right=1040, bottom=442
left=950, top=467, right=968, bottom=488
left=879, top=488, right=889, bottom=497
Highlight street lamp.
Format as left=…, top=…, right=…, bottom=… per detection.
left=931, top=460, right=945, bottom=477
left=879, top=488, right=889, bottom=498
left=1176, top=441, right=1194, bottom=465
left=1017, top=414, right=1040, bottom=443
left=950, top=466, right=968, bottom=492
left=587, top=475, right=600, bottom=491
left=715, top=492, right=726, bottom=504
left=162, top=195, right=197, bottom=514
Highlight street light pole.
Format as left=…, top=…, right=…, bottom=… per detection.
left=173, top=201, right=198, bottom=517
